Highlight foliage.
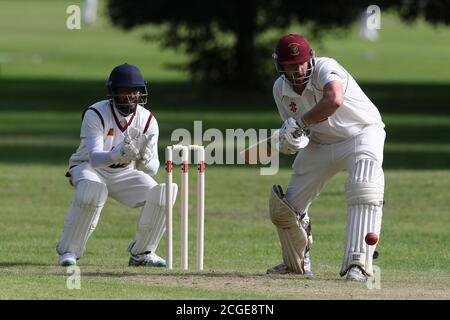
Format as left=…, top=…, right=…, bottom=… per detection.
left=107, top=0, right=450, bottom=88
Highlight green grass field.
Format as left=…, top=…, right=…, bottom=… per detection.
left=0, top=1, right=449, bottom=300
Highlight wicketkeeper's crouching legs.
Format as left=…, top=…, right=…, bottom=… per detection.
left=56, top=180, right=108, bottom=259
left=127, top=183, right=178, bottom=266
left=267, top=185, right=312, bottom=275
left=341, top=158, right=384, bottom=278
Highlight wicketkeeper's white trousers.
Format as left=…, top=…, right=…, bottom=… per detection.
left=70, top=163, right=157, bottom=208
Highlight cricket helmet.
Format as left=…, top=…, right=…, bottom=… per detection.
left=273, top=34, right=315, bottom=85
left=106, top=63, right=148, bottom=116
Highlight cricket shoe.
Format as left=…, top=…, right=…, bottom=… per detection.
left=59, top=252, right=77, bottom=267
left=266, top=253, right=313, bottom=277
left=345, top=265, right=368, bottom=282
left=266, top=262, right=290, bottom=274
left=128, top=252, right=167, bottom=267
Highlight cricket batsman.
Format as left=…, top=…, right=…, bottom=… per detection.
left=267, top=34, right=385, bottom=282
left=56, top=63, right=177, bottom=267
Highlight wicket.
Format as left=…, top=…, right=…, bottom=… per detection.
left=165, top=145, right=205, bottom=271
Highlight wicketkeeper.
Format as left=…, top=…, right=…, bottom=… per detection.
left=267, top=34, right=385, bottom=282
left=56, top=63, right=177, bottom=267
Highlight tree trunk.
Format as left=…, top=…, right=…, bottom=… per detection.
left=234, top=0, right=257, bottom=87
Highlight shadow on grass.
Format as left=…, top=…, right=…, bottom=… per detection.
left=1, top=78, right=450, bottom=114
left=1, top=78, right=450, bottom=169
left=0, top=145, right=74, bottom=166
left=57, top=270, right=269, bottom=279
left=1, top=144, right=449, bottom=170
left=0, top=262, right=52, bottom=267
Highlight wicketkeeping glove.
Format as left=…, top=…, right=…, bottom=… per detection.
left=136, top=133, right=157, bottom=175
left=110, top=127, right=141, bottom=163
left=110, top=141, right=140, bottom=163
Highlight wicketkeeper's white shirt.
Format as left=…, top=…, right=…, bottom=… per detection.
left=273, top=57, right=385, bottom=144
left=69, top=100, right=159, bottom=173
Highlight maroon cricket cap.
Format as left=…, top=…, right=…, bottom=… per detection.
left=275, top=34, right=313, bottom=65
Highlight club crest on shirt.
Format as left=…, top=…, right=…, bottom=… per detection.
left=107, top=128, right=114, bottom=136
left=289, top=101, right=297, bottom=113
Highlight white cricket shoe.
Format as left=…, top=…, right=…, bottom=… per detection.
left=129, top=252, right=166, bottom=267
left=59, top=252, right=77, bottom=267
left=345, top=265, right=368, bottom=282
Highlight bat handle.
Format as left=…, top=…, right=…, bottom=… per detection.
left=292, top=129, right=303, bottom=138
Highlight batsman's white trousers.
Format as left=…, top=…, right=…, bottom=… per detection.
left=285, top=124, right=385, bottom=275
left=285, top=124, right=385, bottom=213
left=70, top=163, right=157, bottom=208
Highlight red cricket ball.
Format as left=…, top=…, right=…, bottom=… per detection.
left=365, top=232, right=378, bottom=246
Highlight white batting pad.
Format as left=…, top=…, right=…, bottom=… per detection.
left=340, top=204, right=382, bottom=276
left=56, top=180, right=108, bottom=258
left=129, top=183, right=178, bottom=255
left=346, top=158, right=384, bottom=205
left=341, top=158, right=384, bottom=276
left=269, top=185, right=308, bottom=274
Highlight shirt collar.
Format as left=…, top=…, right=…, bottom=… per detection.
left=109, top=102, right=137, bottom=132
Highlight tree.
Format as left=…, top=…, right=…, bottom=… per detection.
left=107, top=0, right=450, bottom=89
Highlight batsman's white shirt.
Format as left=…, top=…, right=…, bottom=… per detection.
left=67, top=100, right=159, bottom=208
left=273, top=57, right=385, bottom=144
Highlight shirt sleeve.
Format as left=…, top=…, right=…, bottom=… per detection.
left=315, top=58, right=348, bottom=90
left=143, top=117, right=160, bottom=176
left=84, top=136, right=115, bottom=168
left=80, top=109, right=104, bottom=138
left=273, top=80, right=289, bottom=123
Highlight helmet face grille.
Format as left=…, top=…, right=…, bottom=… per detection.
left=112, top=97, right=147, bottom=117
left=109, top=88, right=148, bottom=116
left=274, top=58, right=315, bottom=86
left=280, top=60, right=315, bottom=85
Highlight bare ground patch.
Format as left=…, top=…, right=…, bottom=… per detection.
left=9, top=265, right=449, bottom=299
left=98, top=269, right=450, bottom=300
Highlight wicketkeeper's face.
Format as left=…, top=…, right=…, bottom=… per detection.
left=112, top=87, right=142, bottom=116
left=115, top=88, right=141, bottom=106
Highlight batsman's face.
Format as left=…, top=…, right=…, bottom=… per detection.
left=280, top=62, right=310, bottom=83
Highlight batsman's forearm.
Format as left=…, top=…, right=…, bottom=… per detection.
left=302, top=80, right=344, bottom=126
left=302, top=96, right=341, bottom=126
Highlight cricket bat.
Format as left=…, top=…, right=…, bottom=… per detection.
left=240, top=129, right=280, bottom=164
